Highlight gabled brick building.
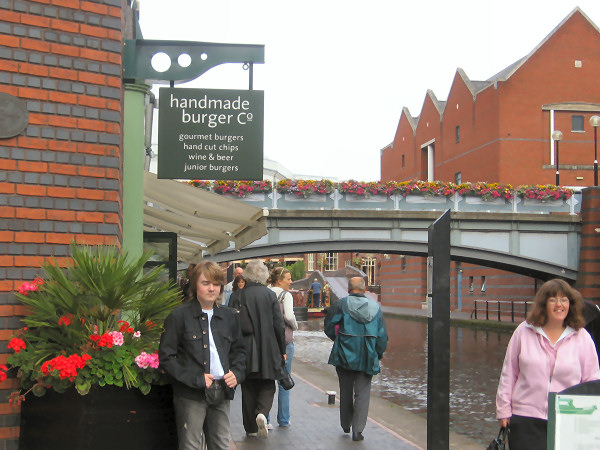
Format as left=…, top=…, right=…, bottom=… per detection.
left=382, top=7, right=600, bottom=187
left=379, top=8, right=600, bottom=310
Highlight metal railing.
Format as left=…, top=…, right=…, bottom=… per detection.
left=472, top=299, right=534, bottom=323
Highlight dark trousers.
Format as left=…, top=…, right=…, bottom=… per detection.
left=509, top=415, right=547, bottom=450
left=312, top=293, right=320, bottom=308
left=240, top=379, right=276, bottom=433
left=336, top=366, right=373, bottom=433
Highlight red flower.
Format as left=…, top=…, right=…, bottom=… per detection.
left=58, top=314, right=73, bottom=326
left=7, top=338, right=26, bottom=353
left=118, top=320, right=130, bottom=332
left=41, top=354, right=91, bottom=380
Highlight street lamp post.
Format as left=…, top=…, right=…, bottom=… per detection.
left=590, top=115, right=600, bottom=186
left=552, top=130, right=563, bottom=186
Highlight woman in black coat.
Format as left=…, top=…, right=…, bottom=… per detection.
left=238, top=259, right=286, bottom=438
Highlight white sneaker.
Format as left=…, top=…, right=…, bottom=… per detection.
left=256, top=413, right=268, bottom=438
left=266, top=423, right=274, bottom=430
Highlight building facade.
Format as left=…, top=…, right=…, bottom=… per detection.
left=0, top=1, right=126, bottom=446
left=379, top=8, right=600, bottom=310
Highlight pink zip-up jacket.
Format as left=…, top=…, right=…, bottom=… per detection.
left=496, top=321, right=600, bottom=420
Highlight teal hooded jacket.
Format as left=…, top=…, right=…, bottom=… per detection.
left=324, top=294, right=388, bottom=375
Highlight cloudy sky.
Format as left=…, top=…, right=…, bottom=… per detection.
left=138, top=0, right=600, bottom=181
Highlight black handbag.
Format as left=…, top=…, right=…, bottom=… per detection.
left=486, top=426, right=508, bottom=450
left=279, top=356, right=294, bottom=391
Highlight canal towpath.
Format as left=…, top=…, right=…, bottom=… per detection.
left=227, top=304, right=499, bottom=450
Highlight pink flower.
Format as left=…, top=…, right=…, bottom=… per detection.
left=133, top=331, right=141, bottom=338
left=109, top=331, right=124, bottom=346
left=135, top=351, right=159, bottom=369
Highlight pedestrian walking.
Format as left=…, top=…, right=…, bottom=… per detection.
left=268, top=267, right=298, bottom=427
left=239, top=260, right=287, bottom=438
left=496, top=278, right=600, bottom=450
left=324, top=276, right=388, bottom=441
left=159, top=260, right=246, bottom=450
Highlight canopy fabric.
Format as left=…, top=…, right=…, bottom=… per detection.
left=143, top=171, right=268, bottom=262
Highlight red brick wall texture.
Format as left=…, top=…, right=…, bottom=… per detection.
left=0, top=1, right=124, bottom=446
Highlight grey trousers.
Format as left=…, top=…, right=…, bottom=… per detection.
left=173, top=395, right=230, bottom=450
left=336, top=366, right=373, bottom=433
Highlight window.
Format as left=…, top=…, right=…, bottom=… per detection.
left=469, top=276, right=474, bottom=293
left=455, top=172, right=462, bottom=184
left=481, top=276, right=486, bottom=293
left=455, top=125, right=460, bottom=143
left=572, top=115, right=584, bottom=132
left=361, top=256, right=376, bottom=285
left=307, top=254, right=314, bottom=271
left=324, top=252, right=338, bottom=271
left=401, top=154, right=405, bottom=169
left=400, top=255, right=406, bottom=272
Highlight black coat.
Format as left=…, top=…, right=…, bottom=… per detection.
left=241, top=281, right=286, bottom=380
left=158, top=300, right=246, bottom=401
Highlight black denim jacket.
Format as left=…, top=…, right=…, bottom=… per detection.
left=158, top=301, right=246, bottom=401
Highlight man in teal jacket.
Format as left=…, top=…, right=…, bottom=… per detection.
left=324, top=276, right=388, bottom=442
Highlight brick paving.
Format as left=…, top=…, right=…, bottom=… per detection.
left=228, top=371, right=420, bottom=450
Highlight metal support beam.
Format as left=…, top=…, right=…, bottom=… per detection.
left=123, top=39, right=265, bottom=84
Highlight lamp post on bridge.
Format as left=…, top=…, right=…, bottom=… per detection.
left=590, top=115, right=600, bottom=187
left=552, top=130, right=563, bottom=186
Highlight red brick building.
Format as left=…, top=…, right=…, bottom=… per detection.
left=0, top=1, right=125, bottom=446
left=379, top=8, right=600, bottom=310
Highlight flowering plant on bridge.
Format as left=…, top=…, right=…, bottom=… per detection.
left=456, top=182, right=514, bottom=201
left=187, top=180, right=211, bottom=190
left=516, top=184, right=573, bottom=201
left=213, top=179, right=272, bottom=197
left=0, top=244, right=181, bottom=405
left=277, top=179, right=335, bottom=198
left=395, top=180, right=457, bottom=197
left=338, top=180, right=396, bottom=197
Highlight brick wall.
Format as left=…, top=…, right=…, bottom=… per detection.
left=0, top=1, right=124, bottom=447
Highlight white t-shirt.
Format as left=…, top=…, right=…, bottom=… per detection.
left=203, top=309, right=225, bottom=379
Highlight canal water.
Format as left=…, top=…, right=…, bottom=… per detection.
left=294, top=316, right=514, bottom=446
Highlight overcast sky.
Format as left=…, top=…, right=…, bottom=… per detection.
left=138, top=0, right=600, bottom=182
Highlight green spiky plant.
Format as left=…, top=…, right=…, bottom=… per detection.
left=3, top=244, right=182, bottom=402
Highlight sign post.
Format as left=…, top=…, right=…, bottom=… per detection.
left=427, top=209, right=451, bottom=449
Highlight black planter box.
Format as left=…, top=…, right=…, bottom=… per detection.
left=19, top=384, right=177, bottom=450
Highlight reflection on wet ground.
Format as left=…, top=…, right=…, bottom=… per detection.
left=294, top=317, right=513, bottom=446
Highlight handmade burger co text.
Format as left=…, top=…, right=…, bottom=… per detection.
left=158, top=88, right=264, bottom=180
left=170, top=94, right=254, bottom=128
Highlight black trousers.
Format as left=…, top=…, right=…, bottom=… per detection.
left=240, top=378, right=276, bottom=433
left=509, top=415, right=547, bottom=450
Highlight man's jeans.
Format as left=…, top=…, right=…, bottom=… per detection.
left=173, top=394, right=230, bottom=450
left=277, top=341, right=295, bottom=426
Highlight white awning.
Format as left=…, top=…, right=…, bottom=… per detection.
left=143, top=171, right=268, bottom=262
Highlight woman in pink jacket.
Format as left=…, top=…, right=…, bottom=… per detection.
left=496, top=279, right=600, bottom=449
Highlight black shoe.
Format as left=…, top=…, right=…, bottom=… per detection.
left=342, top=426, right=350, bottom=434
left=352, top=432, right=364, bottom=441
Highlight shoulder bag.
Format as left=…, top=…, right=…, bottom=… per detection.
left=279, top=356, right=294, bottom=390
left=237, top=290, right=254, bottom=336
left=277, top=290, right=294, bottom=344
